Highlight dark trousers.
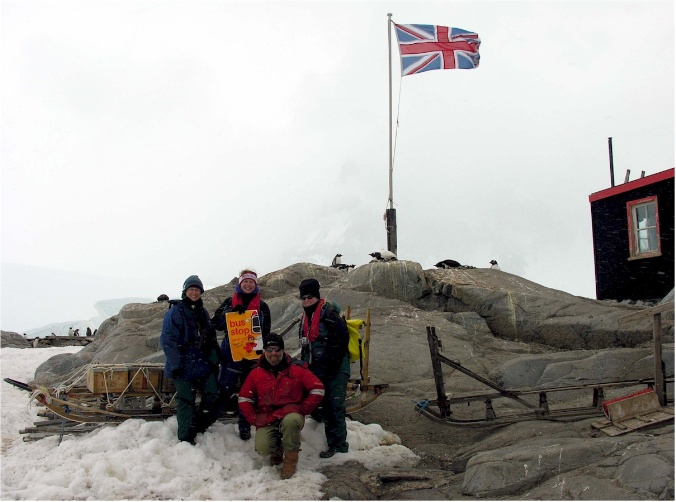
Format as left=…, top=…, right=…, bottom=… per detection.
left=318, top=370, right=349, bottom=452
left=219, top=346, right=257, bottom=432
left=173, top=373, right=219, bottom=443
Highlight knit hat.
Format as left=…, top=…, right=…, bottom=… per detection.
left=298, top=278, right=321, bottom=299
left=263, top=333, right=284, bottom=350
left=238, top=271, right=258, bottom=285
left=182, top=275, right=204, bottom=294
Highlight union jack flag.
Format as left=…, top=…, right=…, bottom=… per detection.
left=394, top=23, right=481, bottom=76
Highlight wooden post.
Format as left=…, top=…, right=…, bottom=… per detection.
left=362, top=309, right=371, bottom=390
left=427, top=326, right=451, bottom=417
left=618, top=301, right=673, bottom=407
left=653, top=312, right=665, bottom=406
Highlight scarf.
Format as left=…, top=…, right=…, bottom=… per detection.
left=181, top=297, right=207, bottom=332
left=231, top=285, right=261, bottom=313
left=301, top=298, right=325, bottom=343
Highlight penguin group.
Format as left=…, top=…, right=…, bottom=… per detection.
left=329, top=251, right=500, bottom=271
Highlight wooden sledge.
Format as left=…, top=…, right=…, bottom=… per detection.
left=9, top=309, right=387, bottom=428
left=417, top=326, right=673, bottom=427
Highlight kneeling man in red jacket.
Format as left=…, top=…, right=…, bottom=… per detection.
left=239, top=333, right=325, bottom=479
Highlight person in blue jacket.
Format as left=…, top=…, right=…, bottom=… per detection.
left=160, top=275, right=220, bottom=444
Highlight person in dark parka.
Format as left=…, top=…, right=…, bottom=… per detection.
left=160, top=275, right=220, bottom=444
left=297, top=278, right=350, bottom=458
left=211, top=269, right=271, bottom=440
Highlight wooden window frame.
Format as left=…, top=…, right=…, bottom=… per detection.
left=626, top=196, right=661, bottom=260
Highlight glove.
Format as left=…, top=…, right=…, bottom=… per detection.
left=233, top=304, right=247, bottom=314
left=253, top=413, right=274, bottom=428
left=272, top=404, right=302, bottom=420
left=211, top=306, right=225, bottom=322
left=171, top=368, right=182, bottom=379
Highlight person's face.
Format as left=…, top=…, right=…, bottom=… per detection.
left=300, top=294, right=318, bottom=308
left=240, top=278, right=256, bottom=294
left=264, top=346, right=284, bottom=366
left=185, top=287, right=202, bottom=301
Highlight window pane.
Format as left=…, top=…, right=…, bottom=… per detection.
left=638, top=229, right=650, bottom=252
left=648, top=227, right=658, bottom=251
left=636, top=205, right=647, bottom=228
left=646, top=202, right=656, bottom=227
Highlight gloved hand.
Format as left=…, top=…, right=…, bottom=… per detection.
left=253, top=413, right=274, bottom=428
left=272, top=404, right=302, bottom=420
left=211, top=306, right=226, bottom=322
left=233, top=304, right=247, bottom=315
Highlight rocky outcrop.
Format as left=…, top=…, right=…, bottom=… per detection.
left=417, top=267, right=667, bottom=349
left=0, top=331, right=30, bottom=349
left=23, top=261, right=675, bottom=500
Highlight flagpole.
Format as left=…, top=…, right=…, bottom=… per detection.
left=386, top=13, right=398, bottom=256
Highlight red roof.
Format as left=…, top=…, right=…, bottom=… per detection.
left=589, top=168, right=675, bottom=203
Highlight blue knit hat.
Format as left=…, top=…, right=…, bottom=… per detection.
left=182, top=275, right=204, bottom=294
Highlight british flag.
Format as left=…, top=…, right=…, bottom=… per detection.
left=394, top=23, right=481, bottom=76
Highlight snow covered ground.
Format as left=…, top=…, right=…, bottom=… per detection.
left=1, top=347, right=418, bottom=500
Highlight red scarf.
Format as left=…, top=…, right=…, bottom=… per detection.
left=302, top=299, right=325, bottom=342
left=232, top=292, right=261, bottom=313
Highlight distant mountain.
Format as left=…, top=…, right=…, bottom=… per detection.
left=24, top=297, right=152, bottom=338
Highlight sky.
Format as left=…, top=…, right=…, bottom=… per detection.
left=1, top=346, right=419, bottom=499
left=2, top=0, right=674, bottom=333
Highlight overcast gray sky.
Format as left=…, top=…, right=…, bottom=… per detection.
left=2, top=0, right=674, bottom=332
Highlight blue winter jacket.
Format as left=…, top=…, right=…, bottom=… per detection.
left=160, top=299, right=218, bottom=380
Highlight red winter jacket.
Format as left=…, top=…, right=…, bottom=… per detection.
left=238, top=354, right=325, bottom=428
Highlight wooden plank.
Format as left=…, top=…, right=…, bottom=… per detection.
left=592, top=407, right=673, bottom=436
left=605, top=390, right=661, bottom=422
left=618, top=301, right=674, bottom=324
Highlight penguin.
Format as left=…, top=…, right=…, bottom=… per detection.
left=331, top=253, right=343, bottom=267
left=369, top=249, right=397, bottom=262
left=489, top=260, right=501, bottom=271
left=435, top=259, right=462, bottom=269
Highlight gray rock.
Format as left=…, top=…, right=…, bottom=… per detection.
left=20, top=261, right=674, bottom=500
left=0, top=330, right=31, bottom=349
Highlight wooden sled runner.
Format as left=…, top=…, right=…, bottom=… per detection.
left=417, top=326, right=674, bottom=427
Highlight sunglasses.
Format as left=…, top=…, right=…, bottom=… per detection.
left=265, top=346, right=283, bottom=353
left=300, top=295, right=314, bottom=301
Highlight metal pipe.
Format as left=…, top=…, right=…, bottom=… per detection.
left=608, top=137, right=615, bottom=187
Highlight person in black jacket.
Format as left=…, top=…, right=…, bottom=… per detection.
left=212, top=269, right=271, bottom=440
left=160, top=275, right=220, bottom=444
left=297, top=278, right=350, bottom=458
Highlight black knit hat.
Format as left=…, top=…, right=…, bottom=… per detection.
left=299, top=278, right=320, bottom=299
left=182, top=275, right=204, bottom=294
left=263, top=333, right=284, bottom=350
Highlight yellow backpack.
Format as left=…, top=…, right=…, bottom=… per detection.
left=346, top=319, right=364, bottom=363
